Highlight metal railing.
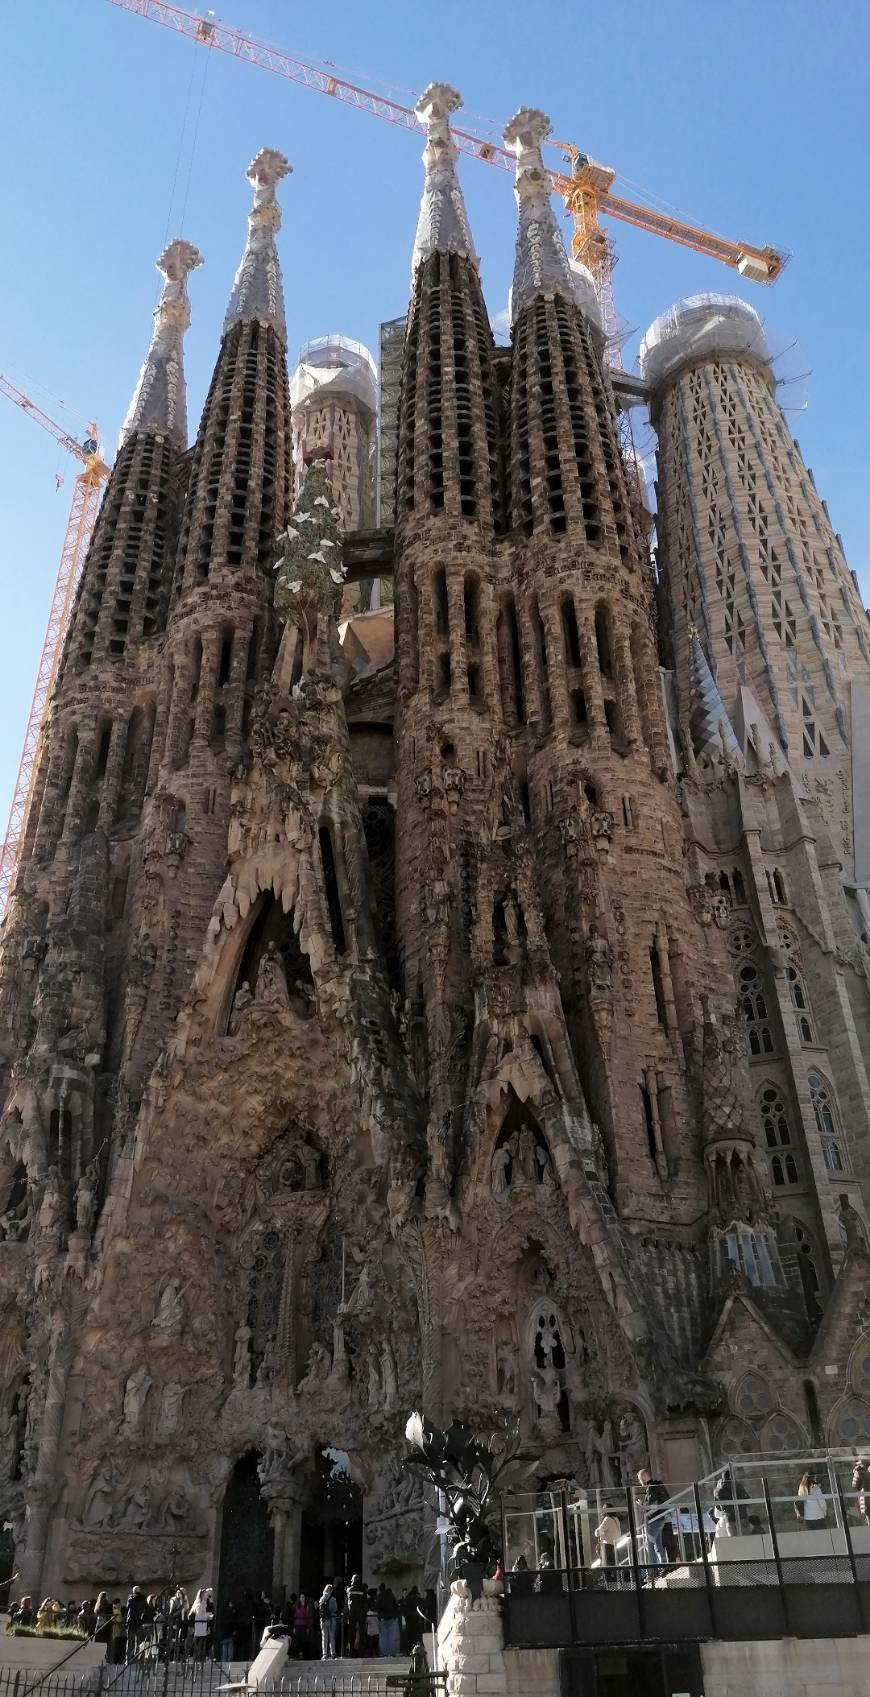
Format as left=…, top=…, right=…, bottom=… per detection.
left=500, top=1455, right=870, bottom=1647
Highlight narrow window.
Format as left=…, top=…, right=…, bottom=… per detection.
left=595, top=606, right=614, bottom=678
left=434, top=569, right=450, bottom=640
left=640, top=1083, right=657, bottom=1163
left=319, top=826, right=347, bottom=955
left=650, top=942, right=668, bottom=1028
left=561, top=595, right=581, bottom=668
left=218, top=627, right=234, bottom=687
left=95, top=724, right=111, bottom=780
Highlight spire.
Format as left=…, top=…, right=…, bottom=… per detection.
left=119, top=239, right=202, bottom=450
left=223, top=148, right=291, bottom=344
left=503, top=107, right=602, bottom=332
left=411, top=82, right=478, bottom=277
left=688, top=632, right=742, bottom=765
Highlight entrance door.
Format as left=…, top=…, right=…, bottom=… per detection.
left=218, top=1451, right=274, bottom=1661
left=566, top=1646, right=703, bottom=1697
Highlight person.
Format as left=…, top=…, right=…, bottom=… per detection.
left=399, top=1584, right=421, bottom=1654
left=536, top=1551, right=562, bottom=1595
left=376, top=1582, right=399, bottom=1658
left=292, top=1592, right=314, bottom=1660
left=110, top=1600, right=125, bottom=1665
left=36, top=1597, right=62, bottom=1631
left=94, top=1593, right=113, bottom=1645
left=78, top=1597, right=97, bottom=1638
left=318, top=1583, right=338, bottom=1661
left=712, top=1466, right=749, bottom=1538
left=852, top=1460, right=870, bottom=1526
left=365, top=1590, right=380, bottom=1657
left=167, top=1588, right=188, bottom=1661
left=796, top=1468, right=828, bottom=1528
left=124, top=1585, right=146, bottom=1660
left=594, top=1507, right=622, bottom=1584
left=189, top=1588, right=214, bottom=1661
left=346, top=1574, right=367, bottom=1657
left=331, top=1575, right=347, bottom=1657
left=11, top=1596, right=34, bottom=1627
left=637, top=1467, right=672, bottom=1566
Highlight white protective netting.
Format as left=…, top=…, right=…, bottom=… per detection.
left=639, top=293, right=770, bottom=392
left=289, top=334, right=378, bottom=415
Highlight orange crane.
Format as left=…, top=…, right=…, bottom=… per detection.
left=0, top=376, right=109, bottom=915
left=105, top=0, right=788, bottom=341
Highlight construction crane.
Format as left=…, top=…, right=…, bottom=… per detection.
left=0, top=376, right=109, bottom=916
left=104, top=0, right=788, bottom=340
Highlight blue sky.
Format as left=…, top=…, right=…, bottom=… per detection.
left=1, top=0, right=868, bottom=833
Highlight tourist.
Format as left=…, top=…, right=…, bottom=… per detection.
left=124, top=1585, right=146, bottom=1660
left=219, top=1596, right=237, bottom=1664
left=536, top=1551, right=562, bottom=1595
left=376, top=1582, right=399, bottom=1658
left=167, top=1587, right=188, bottom=1661
left=189, top=1588, right=214, bottom=1661
left=636, top=1467, right=672, bottom=1565
left=365, top=1590, right=380, bottom=1656
left=399, top=1584, right=420, bottom=1654
left=347, top=1573, right=367, bottom=1656
left=110, top=1601, right=125, bottom=1664
left=79, top=1598, right=97, bottom=1637
left=10, top=1596, right=34, bottom=1627
left=712, top=1467, right=749, bottom=1538
left=36, top=1598, right=62, bottom=1631
left=796, top=1469, right=827, bottom=1528
left=94, top=1592, right=112, bottom=1644
left=852, top=1460, right=870, bottom=1526
left=292, top=1591, right=314, bottom=1659
left=318, top=1582, right=338, bottom=1660
left=594, top=1506, right=622, bottom=1583
left=331, top=1575, right=347, bottom=1656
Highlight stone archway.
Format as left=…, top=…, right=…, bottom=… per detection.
left=217, top=1452, right=273, bottom=1659
left=300, top=1447, right=363, bottom=1595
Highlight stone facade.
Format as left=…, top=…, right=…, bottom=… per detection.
left=0, top=95, right=869, bottom=1604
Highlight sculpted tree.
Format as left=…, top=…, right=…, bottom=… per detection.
left=403, top=1411, right=519, bottom=1598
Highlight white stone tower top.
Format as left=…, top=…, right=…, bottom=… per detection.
left=223, top=147, right=292, bottom=345
left=119, top=238, right=202, bottom=451
left=504, top=106, right=601, bottom=331
left=411, top=82, right=478, bottom=277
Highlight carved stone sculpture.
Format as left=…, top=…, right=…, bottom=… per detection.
left=120, top=1365, right=152, bottom=1437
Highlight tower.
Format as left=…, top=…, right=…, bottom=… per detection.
left=643, top=293, right=870, bottom=1290
left=289, top=335, right=379, bottom=612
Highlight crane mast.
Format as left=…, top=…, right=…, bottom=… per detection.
left=0, top=376, right=109, bottom=916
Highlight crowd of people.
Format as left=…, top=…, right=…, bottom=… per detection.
left=5, top=1577, right=435, bottom=1666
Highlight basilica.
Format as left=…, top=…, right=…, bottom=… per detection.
left=1, top=83, right=870, bottom=1606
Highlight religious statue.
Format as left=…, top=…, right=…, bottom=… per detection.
left=585, top=1418, right=616, bottom=1489
left=233, top=1321, right=252, bottom=1387
left=584, top=926, right=614, bottom=995
left=36, top=1166, right=65, bottom=1245
left=120, top=1364, right=152, bottom=1437
left=255, top=942, right=290, bottom=1010
left=299, top=1142, right=320, bottom=1190
left=514, top=1128, right=537, bottom=1184
left=152, top=1281, right=185, bottom=1338
left=496, top=1341, right=518, bottom=1402
left=83, top=1463, right=114, bottom=1529
left=534, top=1145, right=552, bottom=1186
left=490, top=1145, right=510, bottom=1196
left=297, top=1341, right=330, bottom=1395
left=158, top=1380, right=184, bottom=1437
left=74, top=1157, right=99, bottom=1236
left=530, top=1362, right=562, bottom=1433
left=228, top=980, right=254, bottom=1034
left=258, top=1421, right=290, bottom=1486
left=618, top=1409, right=647, bottom=1476
left=367, top=1345, right=381, bottom=1410
left=838, top=1193, right=869, bottom=1252
left=117, top=1479, right=151, bottom=1531
left=381, top=1340, right=399, bottom=1411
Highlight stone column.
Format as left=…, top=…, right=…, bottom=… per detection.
left=437, top=1589, right=507, bottom=1697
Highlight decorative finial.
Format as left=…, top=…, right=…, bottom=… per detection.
left=504, top=106, right=602, bottom=332
left=119, top=238, right=202, bottom=451
left=411, top=82, right=478, bottom=277
left=223, top=148, right=292, bottom=344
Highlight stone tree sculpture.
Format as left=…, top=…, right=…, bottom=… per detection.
left=403, top=1411, right=518, bottom=1598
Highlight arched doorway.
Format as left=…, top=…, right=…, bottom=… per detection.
left=217, top=1452, right=273, bottom=1661
left=300, top=1448, right=363, bottom=1595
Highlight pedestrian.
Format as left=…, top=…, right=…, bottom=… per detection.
left=36, top=1598, right=62, bottom=1632
left=318, top=1582, right=338, bottom=1661
left=124, top=1585, right=146, bottom=1660
left=347, top=1574, right=367, bottom=1657
left=79, top=1597, right=97, bottom=1638
left=365, top=1590, right=380, bottom=1657
left=331, top=1575, right=347, bottom=1657
left=400, top=1584, right=420, bottom=1654
left=712, top=1466, right=749, bottom=1538
left=189, top=1589, right=214, bottom=1662
left=94, top=1592, right=113, bottom=1645
left=594, top=1507, right=622, bottom=1583
left=292, top=1591, right=313, bottom=1659
left=167, top=1587, right=188, bottom=1661
left=110, top=1601, right=125, bottom=1664
left=852, top=1460, right=870, bottom=1526
left=11, top=1596, right=34, bottom=1627
left=376, top=1582, right=399, bottom=1657
left=536, top=1552, right=562, bottom=1595
left=796, top=1468, right=827, bottom=1528
left=219, top=1597, right=237, bottom=1664
left=636, top=1467, right=673, bottom=1565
